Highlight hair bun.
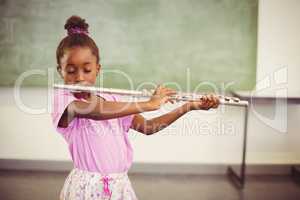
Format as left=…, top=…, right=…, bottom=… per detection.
left=64, top=15, right=89, bottom=36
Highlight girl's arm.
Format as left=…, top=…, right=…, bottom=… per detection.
left=130, top=103, right=191, bottom=135
left=130, top=94, right=220, bottom=135
left=58, top=85, right=176, bottom=128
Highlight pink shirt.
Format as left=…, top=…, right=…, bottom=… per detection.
left=51, top=88, right=135, bottom=174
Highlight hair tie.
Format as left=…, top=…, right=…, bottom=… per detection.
left=68, top=27, right=89, bottom=36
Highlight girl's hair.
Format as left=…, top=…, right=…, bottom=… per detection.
left=56, top=15, right=100, bottom=67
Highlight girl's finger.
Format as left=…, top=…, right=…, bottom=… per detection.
left=214, top=95, right=220, bottom=107
left=204, top=95, right=210, bottom=105
left=208, top=94, right=216, bottom=108
left=208, top=94, right=214, bottom=103
left=209, top=101, right=215, bottom=109
left=212, top=103, right=218, bottom=108
left=201, top=95, right=207, bottom=102
left=168, top=98, right=175, bottom=104
left=165, top=87, right=175, bottom=91
left=163, top=96, right=171, bottom=103
left=200, top=99, right=209, bottom=109
left=207, top=94, right=217, bottom=108
left=206, top=95, right=214, bottom=109
left=200, top=100, right=209, bottom=110
left=161, top=87, right=174, bottom=94
left=212, top=95, right=220, bottom=108
left=165, top=91, right=177, bottom=96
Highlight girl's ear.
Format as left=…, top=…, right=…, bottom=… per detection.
left=57, top=65, right=63, bottom=78
left=96, top=64, right=101, bottom=75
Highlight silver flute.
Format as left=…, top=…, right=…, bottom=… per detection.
left=53, top=83, right=248, bottom=107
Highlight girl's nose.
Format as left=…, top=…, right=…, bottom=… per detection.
left=76, top=72, right=85, bottom=82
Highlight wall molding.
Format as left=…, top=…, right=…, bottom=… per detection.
left=0, top=159, right=296, bottom=175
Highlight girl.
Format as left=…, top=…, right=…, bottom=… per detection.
left=51, top=15, right=219, bottom=200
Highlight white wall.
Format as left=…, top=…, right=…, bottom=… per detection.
left=256, top=0, right=300, bottom=93
left=0, top=0, right=300, bottom=165
left=250, top=0, right=300, bottom=163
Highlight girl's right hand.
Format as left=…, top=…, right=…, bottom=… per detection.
left=148, top=85, right=177, bottom=110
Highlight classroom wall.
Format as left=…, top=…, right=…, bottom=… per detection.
left=248, top=0, right=300, bottom=163
left=256, top=0, right=300, bottom=93
left=249, top=0, right=300, bottom=162
left=0, top=0, right=300, bottom=165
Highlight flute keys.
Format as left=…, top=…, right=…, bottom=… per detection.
left=224, top=97, right=231, bottom=101
left=180, top=95, right=190, bottom=101
left=233, top=97, right=240, bottom=102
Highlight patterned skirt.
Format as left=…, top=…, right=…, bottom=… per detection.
left=60, top=168, right=138, bottom=200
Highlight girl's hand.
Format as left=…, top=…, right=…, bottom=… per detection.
left=148, top=85, right=177, bottom=110
left=186, top=94, right=220, bottom=111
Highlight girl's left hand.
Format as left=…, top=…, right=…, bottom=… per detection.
left=186, top=94, right=220, bottom=111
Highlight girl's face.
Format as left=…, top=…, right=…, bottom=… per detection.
left=57, top=46, right=100, bottom=86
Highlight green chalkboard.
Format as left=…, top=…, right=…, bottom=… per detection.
left=0, top=0, right=258, bottom=91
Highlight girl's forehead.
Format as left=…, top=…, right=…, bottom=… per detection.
left=62, top=47, right=96, bottom=65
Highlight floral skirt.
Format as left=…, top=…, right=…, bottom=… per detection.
left=60, top=168, right=138, bottom=200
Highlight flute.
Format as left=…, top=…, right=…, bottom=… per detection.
left=53, top=83, right=248, bottom=107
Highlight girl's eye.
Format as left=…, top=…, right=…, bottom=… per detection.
left=66, top=66, right=76, bottom=74
left=66, top=70, right=75, bottom=74
left=84, top=70, right=91, bottom=73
